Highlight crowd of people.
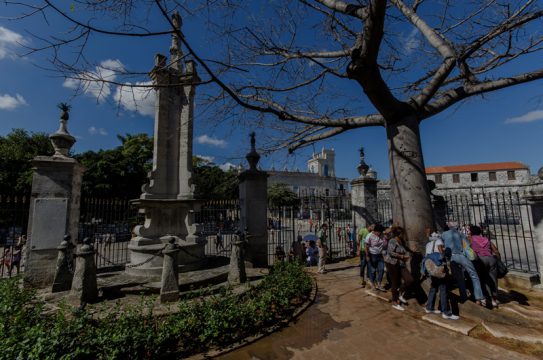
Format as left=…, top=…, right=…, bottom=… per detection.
left=355, top=221, right=504, bottom=319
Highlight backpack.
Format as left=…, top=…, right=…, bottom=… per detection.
left=424, top=258, right=447, bottom=278
left=462, top=237, right=477, bottom=261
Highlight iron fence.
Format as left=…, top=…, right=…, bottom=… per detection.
left=196, top=200, right=240, bottom=258
left=0, top=193, right=30, bottom=246
left=436, top=188, right=538, bottom=274
left=79, top=197, right=139, bottom=270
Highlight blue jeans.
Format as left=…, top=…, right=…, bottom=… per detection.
left=367, top=253, right=384, bottom=285
left=451, top=253, right=484, bottom=300
left=427, top=277, right=449, bottom=314
left=360, top=252, right=367, bottom=278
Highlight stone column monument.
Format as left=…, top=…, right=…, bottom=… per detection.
left=351, top=148, right=379, bottom=231
left=127, top=12, right=205, bottom=278
left=527, top=167, right=543, bottom=283
left=25, top=104, right=84, bottom=288
left=238, top=133, right=268, bottom=268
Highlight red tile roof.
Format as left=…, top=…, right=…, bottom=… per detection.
left=426, top=162, right=528, bottom=174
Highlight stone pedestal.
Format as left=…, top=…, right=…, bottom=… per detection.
left=25, top=156, right=83, bottom=288
left=127, top=199, right=206, bottom=279
left=527, top=181, right=543, bottom=282
left=239, top=171, right=268, bottom=268
left=228, top=232, right=247, bottom=285
left=160, top=237, right=181, bottom=303
left=51, top=235, right=75, bottom=293
left=351, top=177, right=379, bottom=229
left=71, top=239, right=98, bottom=304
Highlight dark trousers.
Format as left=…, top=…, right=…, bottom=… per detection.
left=360, top=252, right=367, bottom=278
left=450, top=261, right=468, bottom=302
left=385, top=262, right=413, bottom=303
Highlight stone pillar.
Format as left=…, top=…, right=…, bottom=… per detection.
left=432, top=195, right=448, bottom=232
left=71, top=238, right=98, bottom=304
left=51, top=235, right=75, bottom=293
left=527, top=168, right=543, bottom=281
left=127, top=12, right=206, bottom=279
left=160, top=237, right=180, bottom=303
left=25, top=105, right=83, bottom=288
left=228, top=230, right=247, bottom=285
left=350, top=148, right=378, bottom=229
left=239, top=133, right=268, bottom=268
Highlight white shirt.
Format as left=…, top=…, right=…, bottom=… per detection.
left=425, top=238, right=444, bottom=256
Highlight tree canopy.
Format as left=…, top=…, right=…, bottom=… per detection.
left=268, top=183, right=300, bottom=208
left=0, top=129, right=54, bottom=193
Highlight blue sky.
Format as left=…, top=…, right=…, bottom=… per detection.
left=0, top=2, right=542, bottom=181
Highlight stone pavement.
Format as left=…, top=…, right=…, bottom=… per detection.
left=218, top=261, right=540, bottom=360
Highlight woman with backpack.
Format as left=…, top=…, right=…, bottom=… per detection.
left=424, top=233, right=459, bottom=320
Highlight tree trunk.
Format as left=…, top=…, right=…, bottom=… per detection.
left=386, top=115, right=434, bottom=252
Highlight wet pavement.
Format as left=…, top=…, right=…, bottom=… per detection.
left=217, top=264, right=534, bottom=360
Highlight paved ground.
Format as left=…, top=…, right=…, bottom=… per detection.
left=218, top=263, right=536, bottom=360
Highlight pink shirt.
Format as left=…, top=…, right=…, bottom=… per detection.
left=471, top=235, right=493, bottom=257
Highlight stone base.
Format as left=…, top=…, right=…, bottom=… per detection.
left=160, top=291, right=179, bottom=303
left=502, top=270, right=540, bottom=290
left=24, top=248, right=58, bottom=288
left=126, top=240, right=207, bottom=280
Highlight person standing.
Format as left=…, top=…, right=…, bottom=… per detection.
left=384, top=226, right=413, bottom=311
left=365, top=224, right=386, bottom=291
left=442, top=222, right=485, bottom=306
left=357, top=224, right=374, bottom=287
left=470, top=225, right=500, bottom=307
left=317, top=224, right=329, bottom=273
left=292, top=235, right=306, bottom=264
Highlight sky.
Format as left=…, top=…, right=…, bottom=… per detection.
left=0, top=2, right=542, bottom=181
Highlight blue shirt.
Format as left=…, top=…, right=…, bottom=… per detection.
left=442, top=229, right=465, bottom=255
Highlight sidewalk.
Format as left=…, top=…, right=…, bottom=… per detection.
left=218, top=260, right=542, bottom=360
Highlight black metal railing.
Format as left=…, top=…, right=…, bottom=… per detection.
left=79, top=197, right=139, bottom=270
left=0, top=193, right=30, bottom=246
left=437, top=188, right=538, bottom=274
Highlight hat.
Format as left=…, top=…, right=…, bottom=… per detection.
left=431, top=232, right=441, bottom=239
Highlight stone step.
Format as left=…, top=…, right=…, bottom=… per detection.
left=482, top=320, right=543, bottom=344
left=501, top=303, right=543, bottom=322
left=364, top=289, right=390, bottom=302
left=422, top=314, right=478, bottom=335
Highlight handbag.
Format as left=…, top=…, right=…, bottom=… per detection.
left=462, top=238, right=477, bottom=261
left=424, top=258, right=447, bottom=278
left=496, top=258, right=508, bottom=279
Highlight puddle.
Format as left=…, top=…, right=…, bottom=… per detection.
left=216, top=294, right=351, bottom=360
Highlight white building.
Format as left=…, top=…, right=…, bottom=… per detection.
left=268, top=148, right=349, bottom=197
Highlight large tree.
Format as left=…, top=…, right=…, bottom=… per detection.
left=8, top=1, right=543, bottom=250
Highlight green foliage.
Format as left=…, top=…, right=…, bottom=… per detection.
left=0, top=262, right=312, bottom=360
left=0, top=129, right=54, bottom=193
left=193, top=156, right=239, bottom=200
left=75, top=134, right=153, bottom=198
left=268, top=183, right=300, bottom=208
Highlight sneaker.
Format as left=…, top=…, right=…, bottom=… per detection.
left=392, top=304, right=405, bottom=311
left=424, top=308, right=441, bottom=314
left=442, top=313, right=459, bottom=320
left=491, top=299, right=500, bottom=307
left=398, top=295, right=408, bottom=304
left=361, top=280, right=367, bottom=288
left=375, top=285, right=386, bottom=292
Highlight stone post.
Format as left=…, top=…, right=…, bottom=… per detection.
left=51, top=235, right=75, bottom=293
left=239, top=133, right=268, bottom=268
left=160, top=237, right=180, bottom=303
left=351, top=148, right=379, bottom=229
left=25, top=105, right=84, bottom=288
left=527, top=168, right=543, bottom=282
left=71, top=238, right=98, bottom=304
left=228, top=230, right=247, bottom=285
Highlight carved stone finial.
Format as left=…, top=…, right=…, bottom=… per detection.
left=246, top=132, right=261, bottom=171
left=50, top=103, right=76, bottom=157
left=170, top=11, right=183, bottom=71
left=356, top=147, right=369, bottom=178
left=538, top=167, right=543, bottom=180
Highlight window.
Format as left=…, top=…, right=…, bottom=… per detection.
left=435, top=174, right=443, bottom=184
left=489, top=172, right=497, bottom=181
left=507, top=170, right=516, bottom=180
left=471, top=173, right=478, bottom=182
left=453, top=174, right=460, bottom=183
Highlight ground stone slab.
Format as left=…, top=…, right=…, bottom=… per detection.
left=422, top=314, right=478, bottom=335
left=482, top=320, right=543, bottom=344
left=501, top=303, right=543, bottom=322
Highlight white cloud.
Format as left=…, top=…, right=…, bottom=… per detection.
left=0, top=93, right=27, bottom=110
left=63, top=59, right=125, bottom=102
left=505, top=110, right=543, bottom=124
left=88, top=126, right=108, bottom=136
left=219, top=162, right=237, bottom=171
left=0, top=26, right=26, bottom=60
left=113, top=81, right=155, bottom=117
left=196, top=134, right=227, bottom=148
left=403, top=28, right=420, bottom=55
